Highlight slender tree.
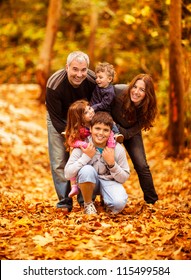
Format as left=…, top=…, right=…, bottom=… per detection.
left=168, top=0, right=185, bottom=157
left=88, top=1, right=98, bottom=68
left=36, top=0, right=62, bottom=103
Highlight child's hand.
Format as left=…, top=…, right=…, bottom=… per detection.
left=81, top=142, right=96, bottom=158
left=102, top=147, right=115, bottom=166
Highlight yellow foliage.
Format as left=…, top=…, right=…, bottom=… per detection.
left=0, top=85, right=191, bottom=260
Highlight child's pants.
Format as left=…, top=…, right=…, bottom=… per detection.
left=77, top=165, right=128, bottom=213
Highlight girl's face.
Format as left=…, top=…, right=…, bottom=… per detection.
left=96, top=71, right=112, bottom=88
left=83, top=105, right=95, bottom=125
left=130, top=79, right=146, bottom=106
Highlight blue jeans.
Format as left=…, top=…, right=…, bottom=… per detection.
left=47, top=113, right=72, bottom=210
left=77, top=165, right=128, bottom=213
left=123, top=131, right=158, bottom=204
left=112, top=123, right=120, bottom=134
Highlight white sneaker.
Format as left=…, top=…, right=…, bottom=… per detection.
left=84, top=202, right=97, bottom=214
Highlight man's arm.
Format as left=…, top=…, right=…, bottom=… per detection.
left=46, top=87, right=67, bottom=134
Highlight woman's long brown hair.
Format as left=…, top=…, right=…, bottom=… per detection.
left=121, top=74, right=157, bottom=130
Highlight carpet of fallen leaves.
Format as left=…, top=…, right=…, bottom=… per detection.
left=0, top=84, right=191, bottom=260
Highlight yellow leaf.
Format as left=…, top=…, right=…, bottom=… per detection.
left=32, top=232, right=54, bottom=246
left=124, top=14, right=136, bottom=25
left=15, top=218, right=33, bottom=227
left=109, top=231, right=122, bottom=241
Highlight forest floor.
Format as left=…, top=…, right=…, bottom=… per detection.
left=0, top=84, right=191, bottom=260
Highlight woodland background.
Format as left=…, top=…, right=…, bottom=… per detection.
left=0, top=0, right=191, bottom=260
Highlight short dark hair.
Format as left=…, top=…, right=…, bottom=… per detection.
left=90, top=111, right=113, bottom=129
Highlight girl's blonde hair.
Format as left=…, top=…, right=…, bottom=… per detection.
left=95, top=62, right=116, bottom=82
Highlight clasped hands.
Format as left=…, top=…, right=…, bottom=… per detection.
left=81, top=142, right=115, bottom=166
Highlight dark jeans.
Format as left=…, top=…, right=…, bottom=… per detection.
left=123, top=131, right=158, bottom=204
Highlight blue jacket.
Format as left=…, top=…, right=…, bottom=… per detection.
left=90, top=84, right=115, bottom=113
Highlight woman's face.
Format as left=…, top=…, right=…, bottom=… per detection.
left=130, top=79, right=146, bottom=106
left=83, top=105, right=95, bottom=125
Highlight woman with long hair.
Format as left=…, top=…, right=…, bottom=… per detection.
left=111, top=73, right=158, bottom=204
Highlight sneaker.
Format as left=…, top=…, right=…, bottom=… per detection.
left=84, top=202, right=97, bottom=214
left=115, top=133, right=124, bottom=143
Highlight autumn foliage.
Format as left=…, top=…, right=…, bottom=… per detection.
left=0, top=85, right=191, bottom=260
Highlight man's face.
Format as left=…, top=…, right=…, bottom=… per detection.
left=90, top=123, right=111, bottom=148
left=66, top=59, right=88, bottom=87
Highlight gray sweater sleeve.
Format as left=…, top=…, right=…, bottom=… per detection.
left=64, top=144, right=130, bottom=183
left=106, top=143, right=130, bottom=183
left=64, top=148, right=91, bottom=180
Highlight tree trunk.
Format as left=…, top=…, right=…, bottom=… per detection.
left=88, top=1, right=98, bottom=69
left=168, top=0, right=184, bottom=157
left=36, top=0, right=62, bottom=103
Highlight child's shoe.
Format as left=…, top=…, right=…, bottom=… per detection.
left=68, top=185, right=79, bottom=197
left=84, top=202, right=97, bottom=214
left=115, top=133, right=124, bottom=143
